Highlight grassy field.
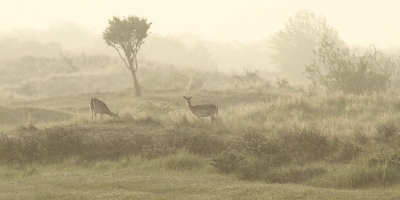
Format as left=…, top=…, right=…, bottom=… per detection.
left=2, top=156, right=400, bottom=200
left=2, top=88, right=400, bottom=199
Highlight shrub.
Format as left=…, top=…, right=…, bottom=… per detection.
left=233, top=132, right=290, bottom=181
left=236, top=159, right=260, bottom=181
left=387, top=151, right=400, bottom=170
left=141, top=142, right=177, bottom=160
left=243, top=132, right=289, bottom=167
left=306, top=36, right=393, bottom=94
left=276, top=77, right=289, bottom=89
left=185, top=129, right=226, bottom=156
left=0, top=133, right=19, bottom=163
left=278, top=127, right=329, bottom=165
left=329, top=140, right=362, bottom=162
left=0, top=127, right=157, bottom=164
left=41, top=127, right=86, bottom=162
left=375, top=120, right=399, bottom=144
left=353, top=130, right=369, bottom=145
left=15, top=131, right=45, bottom=163
left=92, top=134, right=138, bottom=160
left=209, top=149, right=246, bottom=174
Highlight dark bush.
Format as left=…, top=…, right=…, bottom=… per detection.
left=41, top=127, right=86, bottom=162
left=230, top=132, right=291, bottom=181
left=15, top=131, right=45, bottom=163
left=209, top=149, right=246, bottom=174
left=353, top=130, right=369, bottom=145
left=185, top=129, right=226, bottom=156
left=375, top=120, right=399, bottom=144
left=236, top=158, right=260, bottom=181
left=243, top=132, right=289, bottom=167
left=278, top=127, right=329, bottom=164
left=329, top=140, right=362, bottom=162
left=141, top=142, right=177, bottom=159
left=0, top=133, right=20, bottom=163
left=388, top=151, right=400, bottom=170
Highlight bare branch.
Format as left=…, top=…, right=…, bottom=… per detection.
left=112, top=45, right=130, bottom=70
left=60, top=52, right=79, bottom=72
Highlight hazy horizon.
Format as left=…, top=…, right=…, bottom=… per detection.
left=1, top=0, right=400, bottom=47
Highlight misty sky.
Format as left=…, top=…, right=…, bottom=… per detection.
left=1, top=0, right=400, bottom=47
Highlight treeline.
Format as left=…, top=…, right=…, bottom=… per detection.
left=0, top=24, right=274, bottom=73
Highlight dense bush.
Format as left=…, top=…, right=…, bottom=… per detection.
left=329, top=139, right=362, bottom=162
left=141, top=142, right=177, bottom=159
left=375, top=120, right=400, bottom=144
left=0, top=127, right=151, bottom=164
left=0, top=125, right=230, bottom=165
left=243, top=132, right=289, bottom=168
left=184, top=129, right=225, bottom=156
left=278, top=127, right=330, bottom=165
left=209, top=149, right=246, bottom=174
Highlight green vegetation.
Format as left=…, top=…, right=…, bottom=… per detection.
left=1, top=39, right=400, bottom=198
left=2, top=85, right=400, bottom=199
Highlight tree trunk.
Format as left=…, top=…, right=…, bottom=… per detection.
left=130, top=69, right=141, bottom=96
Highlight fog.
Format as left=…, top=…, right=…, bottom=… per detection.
left=1, top=0, right=400, bottom=101
left=2, top=1, right=400, bottom=59
left=2, top=0, right=400, bottom=46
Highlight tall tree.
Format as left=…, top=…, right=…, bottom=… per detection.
left=103, top=16, right=151, bottom=96
left=270, top=10, right=342, bottom=83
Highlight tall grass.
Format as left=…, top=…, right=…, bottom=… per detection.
left=3, top=89, right=400, bottom=190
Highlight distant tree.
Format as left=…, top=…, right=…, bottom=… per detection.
left=270, top=10, right=343, bottom=82
left=305, top=36, right=393, bottom=94
left=103, top=16, right=152, bottom=96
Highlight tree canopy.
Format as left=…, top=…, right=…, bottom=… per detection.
left=270, top=10, right=342, bottom=83
left=103, top=16, right=152, bottom=96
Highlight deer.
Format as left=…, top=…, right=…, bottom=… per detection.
left=89, top=98, right=119, bottom=120
left=183, top=96, right=218, bottom=124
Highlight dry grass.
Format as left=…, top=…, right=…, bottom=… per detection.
left=2, top=89, right=400, bottom=198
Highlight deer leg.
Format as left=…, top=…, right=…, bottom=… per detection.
left=99, top=114, right=103, bottom=121
left=211, top=115, right=217, bottom=124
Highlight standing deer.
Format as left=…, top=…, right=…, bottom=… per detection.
left=183, top=96, right=218, bottom=124
left=89, top=98, right=119, bottom=120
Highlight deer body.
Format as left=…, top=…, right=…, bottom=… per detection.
left=183, top=96, right=218, bottom=124
left=89, top=98, right=118, bottom=120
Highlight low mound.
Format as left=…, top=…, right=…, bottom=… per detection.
left=0, top=106, right=72, bottom=126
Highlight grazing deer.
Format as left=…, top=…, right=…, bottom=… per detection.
left=183, top=96, right=218, bottom=124
left=89, top=98, right=119, bottom=120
